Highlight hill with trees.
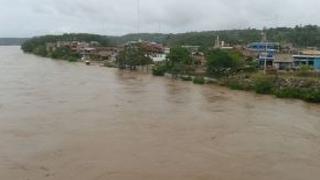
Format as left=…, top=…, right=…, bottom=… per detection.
left=21, top=33, right=110, bottom=53
left=21, top=25, right=320, bottom=57
left=110, top=25, right=320, bottom=48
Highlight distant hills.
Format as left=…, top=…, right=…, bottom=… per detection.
left=0, top=38, right=29, bottom=46
left=17, top=25, right=320, bottom=48
left=109, top=25, right=320, bottom=48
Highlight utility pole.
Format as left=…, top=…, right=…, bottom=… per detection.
left=262, top=32, right=268, bottom=74
left=137, top=0, right=140, bottom=34
left=264, top=41, right=268, bottom=74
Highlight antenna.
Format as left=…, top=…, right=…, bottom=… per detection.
left=137, top=0, right=140, bottom=34
left=261, top=32, right=267, bottom=42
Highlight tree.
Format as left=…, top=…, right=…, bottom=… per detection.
left=206, top=50, right=244, bottom=77
left=116, top=45, right=153, bottom=70
left=167, top=47, right=193, bottom=75
left=167, top=47, right=192, bottom=66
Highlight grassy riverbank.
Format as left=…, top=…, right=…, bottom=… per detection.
left=153, top=64, right=320, bottom=103
left=21, top=35, right=320, bottom=103
left=221, top=73, right=320, bottom=103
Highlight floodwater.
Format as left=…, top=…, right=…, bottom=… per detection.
left=1, top=46, right=320, bottom=180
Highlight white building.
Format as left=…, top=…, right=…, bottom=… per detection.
left=150, top=53, right=167, bottom=64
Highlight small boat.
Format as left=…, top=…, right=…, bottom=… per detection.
left=85, top=60, right=91, bottom=65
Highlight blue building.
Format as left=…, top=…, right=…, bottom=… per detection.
left=293, top=55, right=320, bottom=70
left=247, top=42, right=280, bottom=68
left=247, top=42, right=280, bottom=53
left=258, top=52, right=276, bottom=67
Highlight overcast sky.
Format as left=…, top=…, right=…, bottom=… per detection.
left=0, top=0, right=319, bottom=37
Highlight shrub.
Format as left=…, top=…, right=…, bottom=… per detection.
left=302, top=89, right=320, bottom=103
left=152, top=65, right=168, bottom=76
left=274, top=87, right=320, bottom=103
left=180, top=76, right=193, bottom=81
left=274, top=88, right=302, bottom=99
left=253, top=75, right=275, bottom=94
left=226, top=79, right=252, bottom=91
left=242, top=61, right=258, bottom=73
left=296, top=65, right=314, bottom=77
left=206, top=50, right=245, bottom=77
left=68, top=57, right=78, bottom=62
left=193, top=76, right=205, bottom=85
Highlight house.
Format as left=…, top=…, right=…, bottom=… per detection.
left=247, top=42, right=280, bottom=68
left=122, top=40, right=169, bottom=64
left=139, top=42, right=168, bottom=64
left=150, top=53, right=167, bottom=64
left=274, top=54, right=293, bottom=70
left=95, top=47, right=119, bottom=61
left=293, top=50, right=320, bottom=70
left=247, top=42, right=280, bottom=53
left=80, top=47, right=96, bottom=55
left=192, top=52, right=206, bottom=65
left=258, top=52, right=275, bottom=68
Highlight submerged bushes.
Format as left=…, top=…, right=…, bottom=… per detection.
left=180, top=76, right=193, bottom=81
left=223, top=74, right=320, bottom=103
left=193, top=76, right=205, bottom=85
left=253, top=75, right=276, bottom=94
left=275, top=88, right=320, bottom=103
left=152, top=65, right=168, bottom=76
left=226, top=79, right=252, bottom=91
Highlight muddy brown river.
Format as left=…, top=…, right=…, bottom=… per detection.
left=1, top=46, right=320, bottom=180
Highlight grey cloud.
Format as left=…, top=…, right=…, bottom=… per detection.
left=0, top=0, right=320, bottom=37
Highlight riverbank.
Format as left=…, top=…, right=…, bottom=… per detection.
left=154, top=71, right=320, bottom=103
left=20, top=44, right=320, bottom=104
left=2, top=46, right=320, bottom=180
left=221, top=73, right=320, bottom=103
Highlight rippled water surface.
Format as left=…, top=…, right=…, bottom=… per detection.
left=1, top=46, right=320, bottom=180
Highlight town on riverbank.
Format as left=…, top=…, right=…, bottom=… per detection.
left=21, top=26, right=320, bottom=103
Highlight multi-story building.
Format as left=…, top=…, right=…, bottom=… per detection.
left=247, top=42, right=280, bottom=68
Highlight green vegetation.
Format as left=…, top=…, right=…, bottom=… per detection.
left=223, top=74, right=320, bottom=103
left=116, top=45, right=153, bottom=70
left=150, top=48, right=320, bottom=103
left=22, top=33, right=109, bottom=53
left=22, top=25, right=320, bottom=53
left=253, top=75, right=275, bottom=94
left=108, top=25, right=320, bottom=48
left=275, top=88, right=320, bottom=103
left=152, top=64, right=168, bottom=76
left=167, top=47, right=193, bottom=75
left=51, top=47, right=80, bottom=61
left=20, top=26, right=320, bottom=103
left=296, top=65, right=315, bottom=77
left=180, top=76, right=193, bottom=81
left=206, top=50, right=245, bottom=77
left=151, top=47, right=194, bottom=77
left=21, top=33, right=110, bottom=61
left=225, top=78, right=253, bottom=91
left=193, top=76, right=205, bottom=85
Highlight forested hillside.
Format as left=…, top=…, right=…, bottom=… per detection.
left=110, top=25, right=320, bottom=47
left=21, top=25, right=320, bottom=50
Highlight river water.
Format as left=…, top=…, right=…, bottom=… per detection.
left=1, top=46, right=320, bottom=180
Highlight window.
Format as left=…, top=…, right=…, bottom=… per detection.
left=309, top=61, right=314, bottom=66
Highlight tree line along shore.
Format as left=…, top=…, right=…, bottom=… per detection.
left=21, top=27, right=320, bottom=103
